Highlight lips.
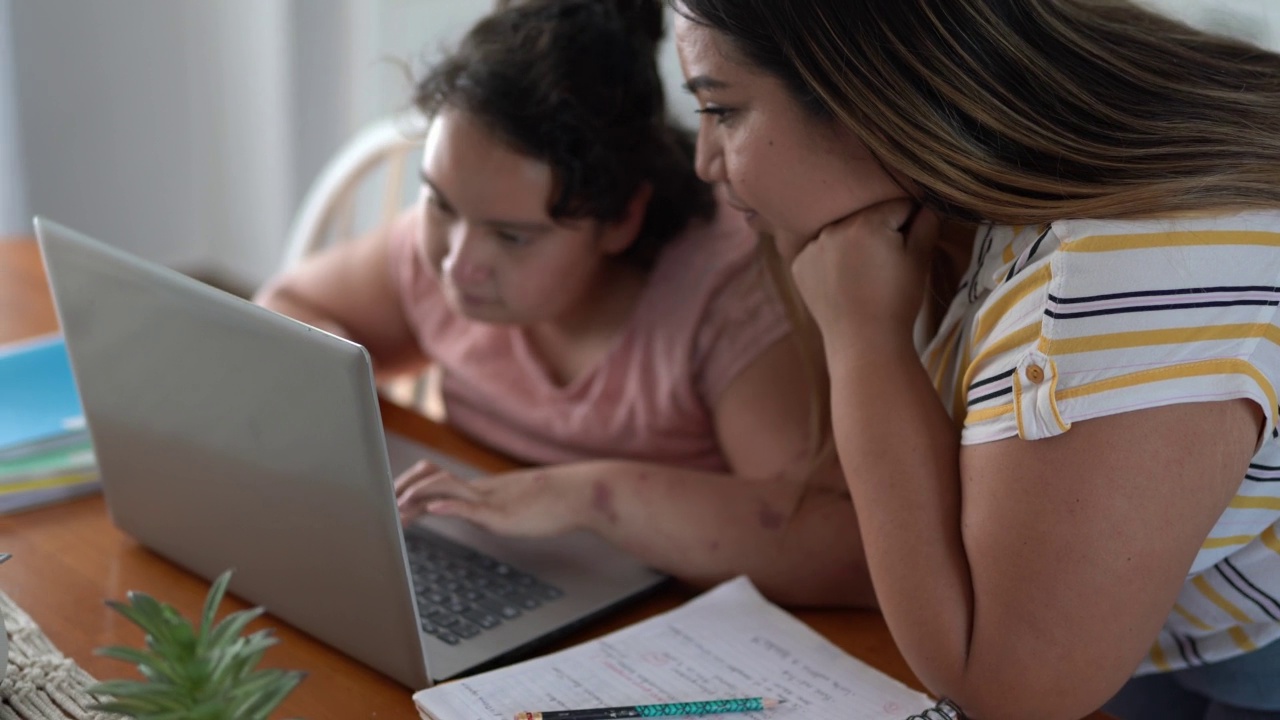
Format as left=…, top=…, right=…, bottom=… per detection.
left=444, top=284, right=497, bottom=307
left=459, top=292, right=496, bottom=306
left=723, top=192, right=755, bottom=217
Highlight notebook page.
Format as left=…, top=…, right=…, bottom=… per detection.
left=413, top=577, right=933, bottom=720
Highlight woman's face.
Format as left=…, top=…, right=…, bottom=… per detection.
left=674, top=11, right=907, bottom=262
left=417, top=107, right=632, bottom=326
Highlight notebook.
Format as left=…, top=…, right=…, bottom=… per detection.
left=0, top=334, right=87, bottom=455
left=413, top=577, right=959, bottom=720
left=0, top=334, right=99, bottom=513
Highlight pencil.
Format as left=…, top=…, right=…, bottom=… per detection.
left=514, top=697, right=782, bottom=720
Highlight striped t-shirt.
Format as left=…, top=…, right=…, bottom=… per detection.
left=924, top=210, right=1280, bottom=675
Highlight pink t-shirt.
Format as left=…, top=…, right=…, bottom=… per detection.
left=387, top=201, right=790, bottom=472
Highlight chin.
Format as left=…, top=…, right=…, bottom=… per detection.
left=444, top=299, right=503, bottom=324
left=769, top=231, right=811, bottom=265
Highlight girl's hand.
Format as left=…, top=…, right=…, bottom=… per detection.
left=791, top=198, right=940, bottom=349
left=394, top=460, right=583, bottom=538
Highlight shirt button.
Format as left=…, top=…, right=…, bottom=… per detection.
left=1025, top=364, right=1045, bottom=384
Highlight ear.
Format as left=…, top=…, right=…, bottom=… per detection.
left=598, top=183, right=654, bottom=255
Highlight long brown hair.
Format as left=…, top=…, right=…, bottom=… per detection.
left=674, top=0, right=1280, bottom=225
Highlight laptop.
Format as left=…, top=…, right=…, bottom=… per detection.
left=34, top=217, right=666, bottom=688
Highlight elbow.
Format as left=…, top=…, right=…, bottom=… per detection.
left=933, top=664, right=1124, bottom=720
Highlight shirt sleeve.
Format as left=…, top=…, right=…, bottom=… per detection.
left=690, top=252, right=794, bottom=407
left=961, top=217, right=1280, bottom=447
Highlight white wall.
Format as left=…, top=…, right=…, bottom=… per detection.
left=0, top=0, right=30, bottom=236
left=1140, top=0, right=1280, bottom=48
left=12, top=1, right=208, bottom=271
left=8, top=0, right=360, bottom=289
left=3, top=0, right=1276, bottom=287
left=362, top=2, right=698, bottom=132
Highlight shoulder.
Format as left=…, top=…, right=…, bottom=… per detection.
left=640, top=197, right=784, bottom=335
left=954, top=209, right=1280, bottom=445
left=1041, top=209, right=1280, bottom=323
left=655, top=199, right=795, bottom=400
left=1051, top=209, right=1280, bottom=250
left=648, top=197, right=761, bottom=289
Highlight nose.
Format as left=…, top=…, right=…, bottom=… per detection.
left=693, top=122, right=726, bottom=185
left=442, top=225, right=492, bottom=288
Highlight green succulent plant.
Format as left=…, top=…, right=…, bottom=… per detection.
left=89, top=570, right=305, bottom=720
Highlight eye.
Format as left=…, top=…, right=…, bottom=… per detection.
left=695, top=106, right=734, bottom=126
left=495, top=229, right=530, bottom=247
left=424, top=191, right=455, bottom=216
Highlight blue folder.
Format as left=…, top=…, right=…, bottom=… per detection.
left=0, top=335, right=87, bottom=455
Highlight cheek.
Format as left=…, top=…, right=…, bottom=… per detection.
left=513, top=247, right=600, bottom=307
left=723, top=129, right=800, bottom=216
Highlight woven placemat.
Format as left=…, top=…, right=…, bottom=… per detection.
left=1, top=591, right=113, bottom=720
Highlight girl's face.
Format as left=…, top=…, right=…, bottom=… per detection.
left=417, top=107, right=634, bottom=326
left=674, top=12, right=907, bottom=262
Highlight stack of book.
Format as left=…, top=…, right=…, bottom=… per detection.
left=0, top=334, right=99, bottom=514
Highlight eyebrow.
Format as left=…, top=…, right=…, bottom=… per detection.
left=682, top=75, right=729, bottom=94
left=419, top=170, right=555, bottom=234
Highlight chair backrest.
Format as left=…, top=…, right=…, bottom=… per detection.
left=281, top=111, right=427, bottom=271
left=282, top=111, right=442, bottom=418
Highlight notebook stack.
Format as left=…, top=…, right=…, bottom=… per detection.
left=0, top=334, right=99, bottom=514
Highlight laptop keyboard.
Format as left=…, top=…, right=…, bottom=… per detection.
left=404, top=530, right=564, bottom=646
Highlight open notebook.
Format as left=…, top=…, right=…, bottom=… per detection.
left=413, top=577, right=958, bottom=720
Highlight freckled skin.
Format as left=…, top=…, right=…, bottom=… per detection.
left=592, top=480, right=620, bottom=525
left=758, top=503, right=785, bottom=531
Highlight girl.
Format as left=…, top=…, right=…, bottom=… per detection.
left=672, top=0, right=1280, bottom=718
left=256, top=0, right=871, bottom=607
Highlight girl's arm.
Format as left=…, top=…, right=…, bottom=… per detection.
left=400, top=455, right=871, bottom=608
left=254, top=205, right=428, bottom=378
left=795, top=200, right=1263, bottom=720
left=398, top=337, right=878, bottom=608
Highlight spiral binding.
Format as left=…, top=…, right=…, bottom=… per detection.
left=904, top=698, right=964, bottom=720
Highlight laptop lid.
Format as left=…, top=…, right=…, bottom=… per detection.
left=35, top=218, right=664, bottom=687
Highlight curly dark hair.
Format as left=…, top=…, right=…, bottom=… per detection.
left=414, top=0, right=715, bottom=268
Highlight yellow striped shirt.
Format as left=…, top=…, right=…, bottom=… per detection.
left=925, top=211, right=1280, bottom=674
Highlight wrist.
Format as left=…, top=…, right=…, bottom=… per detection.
left=821, top=322, right=918, bottom=369
left=545, top=462, right=614, bottom=534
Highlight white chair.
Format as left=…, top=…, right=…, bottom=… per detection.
left=282, top=110, right=427, bottom=269
left=283, top=109, right=443, bottom=418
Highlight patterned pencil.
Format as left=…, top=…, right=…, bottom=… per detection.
left=514, top=697, right=782, bottom=720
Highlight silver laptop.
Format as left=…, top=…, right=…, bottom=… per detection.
left=35, top=217, right=666, bottom=688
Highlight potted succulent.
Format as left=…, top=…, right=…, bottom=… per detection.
left=89, top=570, right=305, bottom=720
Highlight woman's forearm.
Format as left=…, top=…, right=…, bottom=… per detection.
left=561, top=459, right=876, bottom=608
left=826, top=336, right=974, bottom=693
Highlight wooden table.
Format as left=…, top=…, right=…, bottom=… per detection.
left=0, top=237, right=1110, bottom=719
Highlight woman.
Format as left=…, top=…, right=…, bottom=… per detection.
left=671, top=0, right=1280, bottom=718
left=257, top=0, right=870, bottom=607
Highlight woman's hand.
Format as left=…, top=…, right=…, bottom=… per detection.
left=394, top=461, right=585, bottom=537
left=790, top=198, right=940, bottom=349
